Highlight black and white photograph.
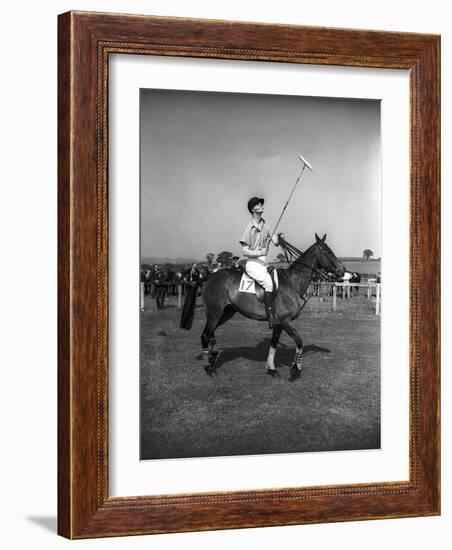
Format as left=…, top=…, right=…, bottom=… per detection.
left=2, top=0, right=445, bottom=546
left=139, top=89, right=382, bottom=460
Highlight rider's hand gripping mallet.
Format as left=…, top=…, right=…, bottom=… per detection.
left=266, top=154, right=313, bottom=254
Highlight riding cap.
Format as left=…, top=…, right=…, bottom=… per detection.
left=247, top=196, right=264, bottom=213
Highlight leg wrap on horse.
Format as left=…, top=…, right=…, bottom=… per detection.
left=270, top=329, right=282, bottom=348
left=288, top=347, right=303, bottom=382
left=294, top=347, right=303, bottom=369
left=263, top=291, right=280, bottom=328
left=266, top=346, right=276, bottom=370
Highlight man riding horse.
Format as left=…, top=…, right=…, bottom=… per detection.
left=239, top=196, right=283, bottom=328
left=180, top=155, right=345, bottom=381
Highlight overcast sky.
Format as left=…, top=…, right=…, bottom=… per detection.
left=141, top=89, right=381, bottom=261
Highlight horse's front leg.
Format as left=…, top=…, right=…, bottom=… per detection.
left=266, top=325, right=283, bottom=378
left=280, top=320, right=303, bottom=382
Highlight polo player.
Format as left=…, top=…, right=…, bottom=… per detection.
left=239, top=197, right=283, bottom=328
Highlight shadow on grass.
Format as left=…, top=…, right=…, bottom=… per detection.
left=196, top=339, right=330, bottom=372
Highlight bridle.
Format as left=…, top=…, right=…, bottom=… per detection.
left=280, top=237, right=340, bottom=282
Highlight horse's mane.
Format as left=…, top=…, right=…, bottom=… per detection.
left=279, top=237, right=316, bottom=273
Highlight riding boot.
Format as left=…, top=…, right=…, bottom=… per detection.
left=264, top=291, right=280, bottom=328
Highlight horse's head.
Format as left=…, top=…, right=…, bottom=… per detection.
left=313, top=233, right=345, bottom=278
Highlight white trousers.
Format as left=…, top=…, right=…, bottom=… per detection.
left=245, top=258, right=273, bottom=292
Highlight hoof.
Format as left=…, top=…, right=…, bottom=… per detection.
left=204, top=363, right=217, bottom=376
left=289, top=364, right=301, bottom=382
left=266, top=368, right=280, bottom=378
left=204, top=352, right=219, bottom=376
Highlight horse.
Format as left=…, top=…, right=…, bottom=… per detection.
left=180, top=233, right=345, bottom=381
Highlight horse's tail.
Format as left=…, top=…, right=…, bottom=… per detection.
left=180, top=281, right=202, bottom=330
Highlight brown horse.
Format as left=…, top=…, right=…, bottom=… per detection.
left=180, top=234, right=345, bottom=381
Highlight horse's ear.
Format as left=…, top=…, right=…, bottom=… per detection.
left=315, top=232, right=320, bottom=241
left=322, top=234, right=327, bottom=242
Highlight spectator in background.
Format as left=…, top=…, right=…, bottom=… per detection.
left=183, top=262, right=201, bottom=283
left=340, top=271, right=352, bottom=299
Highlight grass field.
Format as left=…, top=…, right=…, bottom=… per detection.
left=140, top=291, right=381, bottom=460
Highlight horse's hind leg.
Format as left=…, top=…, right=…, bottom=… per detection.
left=280, top=320, right=303, bottom=382
left=201, top=310, right=222, bottom=375
left=266, top=325, right=283, bottom=378
left=201, top=318, right=215, bottom=370
left=216, top=305, right=236, bottom=328
left=201, top=306, right=236, bottom=375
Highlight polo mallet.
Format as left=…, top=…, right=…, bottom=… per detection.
left=266, top=155, right=313, bottom=253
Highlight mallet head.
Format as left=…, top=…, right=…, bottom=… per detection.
left=298, top=155, right=313, bottom=171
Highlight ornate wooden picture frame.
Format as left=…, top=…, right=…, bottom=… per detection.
left=58, top=11, right=440, bottom=539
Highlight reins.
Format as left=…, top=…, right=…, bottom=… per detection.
left=279, top=237, right=337, bottom=282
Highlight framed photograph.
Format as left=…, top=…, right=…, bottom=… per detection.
left=58, top=11, right=440, bottom=538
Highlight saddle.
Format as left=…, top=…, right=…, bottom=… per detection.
left=239, top=266, right=279, bottom=302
